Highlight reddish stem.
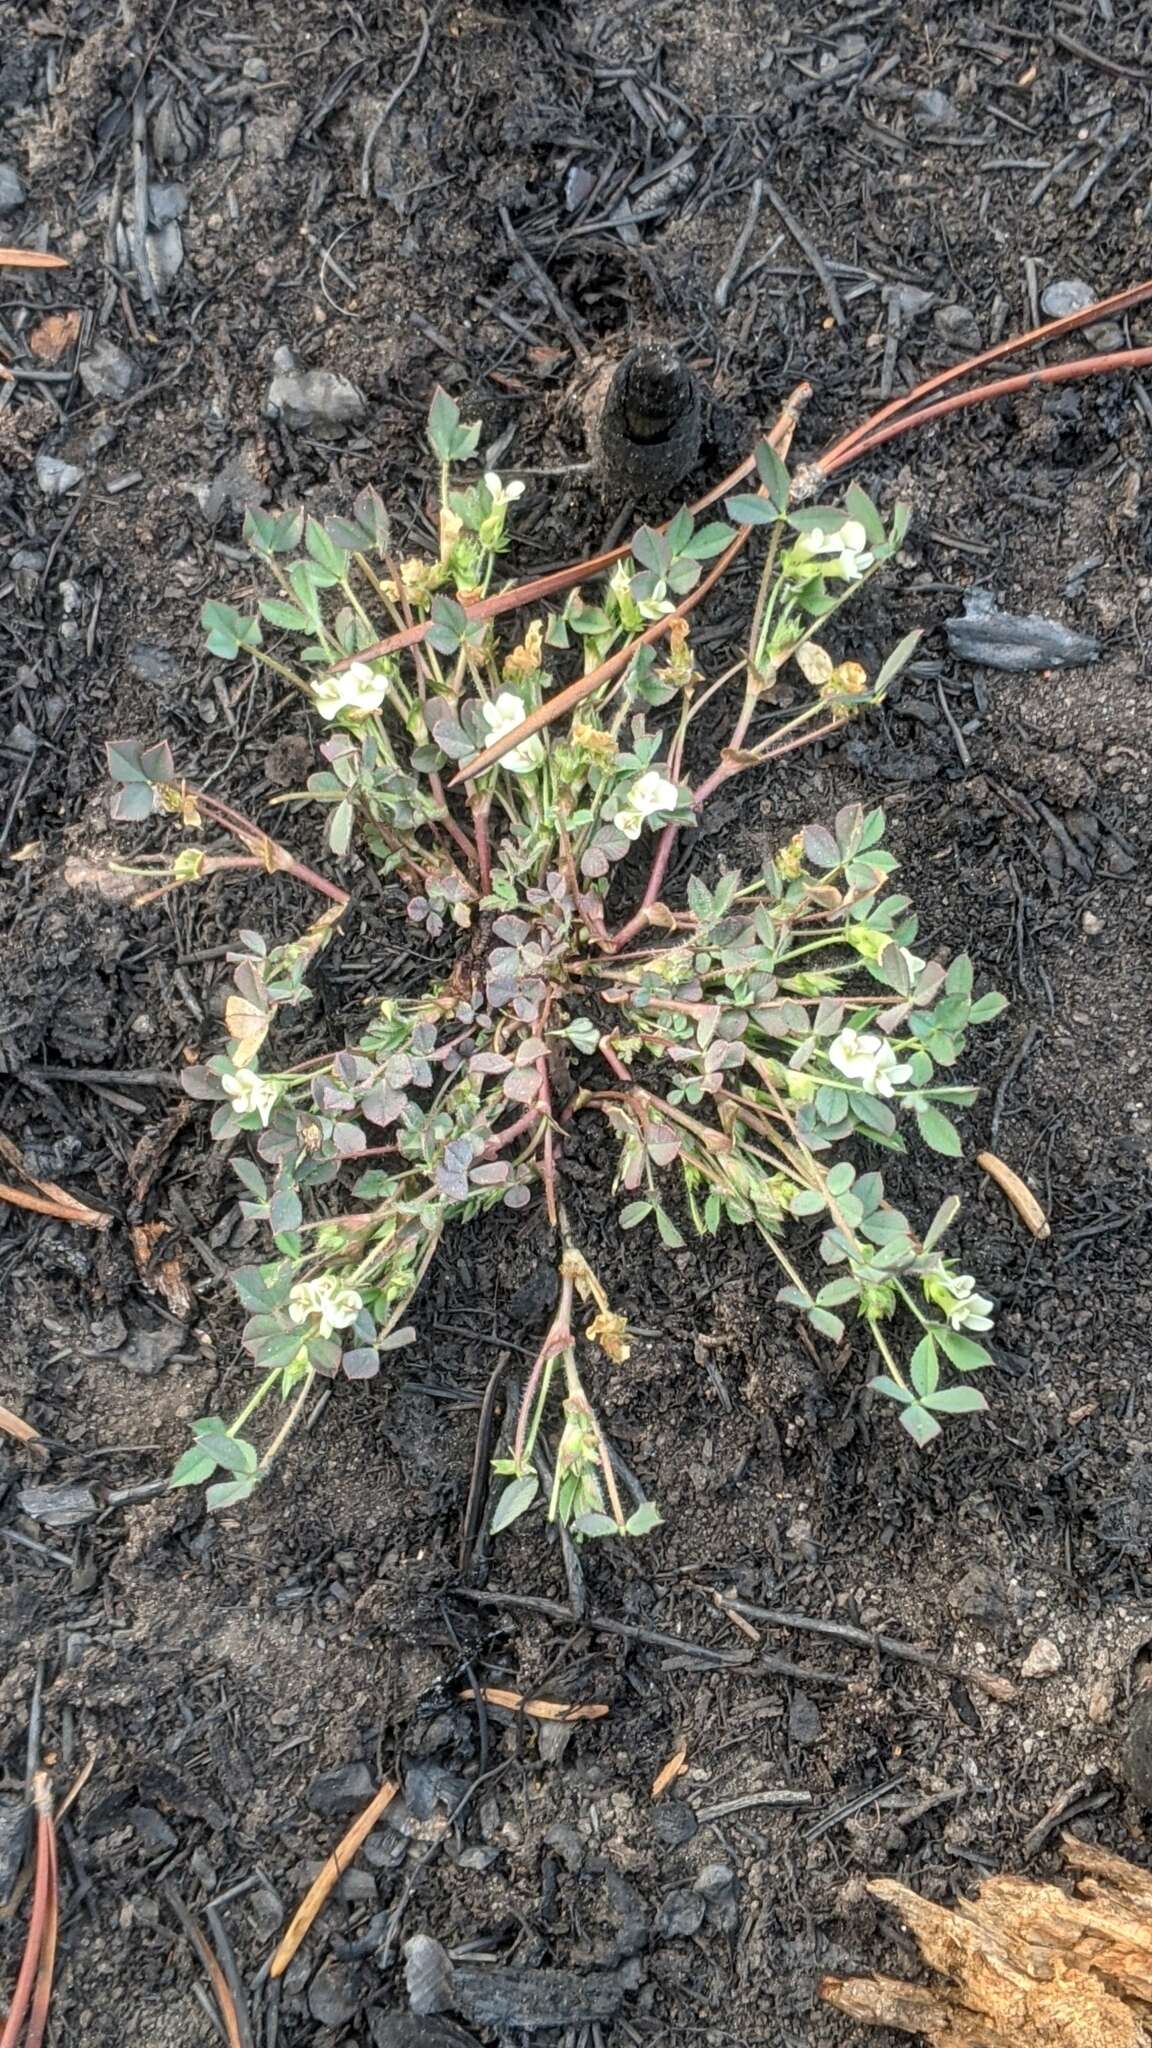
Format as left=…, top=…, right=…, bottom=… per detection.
left=596, top=1037, right=633, bottom=1085
left=826, top=345, right=1152, bottom=470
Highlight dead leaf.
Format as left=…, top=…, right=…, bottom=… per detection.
left=224, top=993, right=269, bottom=1066
left=977, top=1152, right=1050, bottom=1240
left=8, top=842, right=43, bottom=864
left=28, top=309, right=81, bottom=361
left=651, top=1745, right=689, bottom=1799
left=130, top=1222, right=194, bottom=1319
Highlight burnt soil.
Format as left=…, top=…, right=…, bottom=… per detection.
left=3, top=3, right=1152, bottom=2044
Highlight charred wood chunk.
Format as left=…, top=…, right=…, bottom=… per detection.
left=595, top=343, right=702, bottom=497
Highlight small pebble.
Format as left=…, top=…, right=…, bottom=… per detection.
left=650, top=1798, right=698, bottom=1847
left=1020, top=1636, right=1063, bottom=1679
left=308, top=1959, right=362, bottom=2028
left=1081, top=910, right=1103, bottom=937
left=0, top=162, right=25, bottom=212
left=1085, top=320, right=1124, bottom=352
left=308, top=1761, right=375, bottom=1816
left=35, top=453, right=83, bottom=497
left=1040, top=279, right=1095, bottom=319
left=266, top=364, right=367, bottom=432
left=78, top=339, right=137, bottom=400
left=934, top=303, right=982, bottom=353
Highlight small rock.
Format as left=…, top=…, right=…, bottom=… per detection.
left=248, top=1884, right=284, bottom=1935
left=454, top=1844, right=500, bottom=1872
left=405, top=1933, right=455, bottom=2016
left=787, top=1692, right=823, bottom=1747
left=147, top=220, right=184, bottom=294
left=363, top=1828, right=408, bottom=1871
left=35, top=453, right=83, bottom=497
left=1020, top=1636, right=1063, bottom=1680
left=1082, top=909, right=1103, bottom=937
left=1086, top=320, right=1124, bottom=352
left=946, top=590, right=1100, bottom=673
left=564, top=164, right=595, bottom=212
left=308, top=1761, right=375, bottom=1817
left=1040, top=278, right=1095, bottom=320
left=308, top=1959, right=361, bottom=2028
left=912, top=88, right=959, bottom=129
left=934, top=303, right=982, bottom=353
left=694, top=1861, right=736, bottom=1902
left=149, top=182, right=188, bottom=222
left=243, top=55, right=271, bottom=82
left=0, top=163, right=26, bottom=212
left=217, top=123, right=245, bottom=159
left=544, top=1821, right=586, bottom=1872
left=266, top=364, right=366, bottom=432
left=651, top=1798, right=698, bottom=1847
left=79, top=340, right=137, bottom=401
left=655, top=1888, right=706, bottom=1939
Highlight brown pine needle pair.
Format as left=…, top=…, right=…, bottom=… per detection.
left=268, top=1777, right=398, bottom=1981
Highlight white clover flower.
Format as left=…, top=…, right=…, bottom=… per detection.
left=480, top=691, right=545, bottom=774
left=312, top=661, right=390, bottom=722
left=827, top=1027, right=912, bottom=1098
left=941, top=1272, right=995, bottom=1333
left=221, top=1065, right=279, bottom=1125
left=612, top=770, right=678, bottom=841
left=834, top=518, right=873, bottom=582
left=483, top=472, right=526, bottom=510
left=287, top=1274, right=364, bottom=1340
left=792, top=519, right=873, bottom=582
left=629, top=770, right=679, bottom=816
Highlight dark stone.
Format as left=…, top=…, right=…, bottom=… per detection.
left=266, top=364, right=366, bottom=432
left=79, top=341, right=138, bottom=401
left=1040, top=278, right=1095, bottom=320
left=651, top=1798, right=698, bottom=1847
left=308, top=1761, right=376, bottom=1817
left=308, top=1959, right=362, bottom=2027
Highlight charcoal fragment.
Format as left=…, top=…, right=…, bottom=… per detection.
left=945, top=590, right=1100, bottom=672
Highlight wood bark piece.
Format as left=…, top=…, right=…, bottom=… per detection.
left=821, top=1834, right=1152, bottom=2044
